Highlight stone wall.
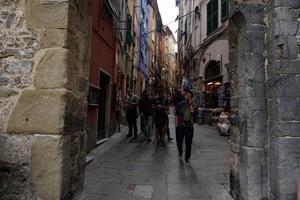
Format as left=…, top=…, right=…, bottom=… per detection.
left=0, top=0, right=92, bottom=199
left=229, top=0, right=300, bottom=199
left=266, top=1, right=300, bottom=199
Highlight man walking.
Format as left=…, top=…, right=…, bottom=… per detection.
left=175, top=90, right=196, bottom=165
left=125, top=89, right=139, bottom=139
left=154, top=89, right=168, bottom=146
left=139, top=89, right=154, bottom=143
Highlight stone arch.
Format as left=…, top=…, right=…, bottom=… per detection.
left=204, top=60, right=221, bottom=80
left=231, top=10, right=246, bottom=30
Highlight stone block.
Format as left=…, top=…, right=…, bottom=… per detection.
left=41, top=28, right=68, bottom=48
left=0, top=134, right=31, bottom=165
left=268, top=98, right=300, bottom=121
left=0, top=88, right=18, bottom=98
left=273, top=0, right=300, bottom=8
left=239, top=108, right=267, bottom=147
left=267, top=75, right=300, bottom=98
left=272, top=20, right=299, bottom=37
left=272, top=7, right=300, bottom=21
left=239, top=97, right=267, bottom=114
left=239, top=31, right=265, bottom=55
left=7, top=89, right=66, bottom=134
left=0, top=77, right=9, bottom=86
left=0, top=134, right=32, bottom=199
left=2, top=60, right=33, bottom=75
left=26, top=0, right=69, bottom=29
left=31, top=134, right=71, bottom=200
left=239, top=146, right=265, bottom=200
left=270, top=137, right=300, bottom=200
left=34, top=48, right=68, bottom=89
left=267, top=59, right=300, bottom=76
left=269, top=120, right=300, bottom=137
left=234, top=3, right=265, bottom=25
left=64, top=92, right=87, bottom=133
left=267, top=36, right=298, bottom=61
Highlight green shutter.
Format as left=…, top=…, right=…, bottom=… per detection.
left=126, top=14, right=133, bottom=46
left=221, top=0, right=229, bottom=22
left=207, top=0, right=218, bottom=35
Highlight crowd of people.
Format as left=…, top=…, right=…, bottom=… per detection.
left=116, top=87, right=197, bottom=165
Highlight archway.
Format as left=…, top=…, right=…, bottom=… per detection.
left=204, top=60, right=222, bottom=108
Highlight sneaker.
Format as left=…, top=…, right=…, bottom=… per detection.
left=146, top=139, right=152, bottom=144
left=126, top=134, right=132, bottom=138
left=118, top=128, right=121, bottom=132
left=178, top=153, right=183, bottom=159
left=168, top=137, right=173, bottom=141
left=160, top=139, right=165, bottom=147
left=185, top=160, right=191, bottom=166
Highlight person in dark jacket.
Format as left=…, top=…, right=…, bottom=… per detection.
left=139, top=89, right=154, bottom=143
left=124, top=89, right=139, bottom=139
left=175, top=90, right=196, bottom=165
left=154, top=89, right=169, bottom=146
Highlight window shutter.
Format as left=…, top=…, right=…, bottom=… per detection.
left=221, top=0, right=229, bottom=22
left=207, top=0, right=218, bottom=35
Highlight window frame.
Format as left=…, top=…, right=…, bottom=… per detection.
left=206, top=0, right=219, bottom=36
left=221, top=0, right=229, bottom=22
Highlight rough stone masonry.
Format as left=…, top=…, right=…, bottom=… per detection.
left=0, top=0, right=299, bottom=200
left=0, top=0, right=92, bottom=199
left=229, top=0, right=300, bottom=200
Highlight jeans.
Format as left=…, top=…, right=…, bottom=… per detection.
left=142, top=115, right=153, bottom=140
left=128, top=118, right=137, bottom=137
left=176, top=126, right=194, bottom=161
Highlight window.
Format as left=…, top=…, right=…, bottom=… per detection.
left=221, top=0, right=229, bottom=21
left=207, top=0, right=218, bottom=35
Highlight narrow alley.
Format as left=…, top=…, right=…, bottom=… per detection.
left=76, top=112, right=233, bottom=200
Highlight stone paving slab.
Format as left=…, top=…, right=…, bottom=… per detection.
left=75, top=112, right=234, bottom=200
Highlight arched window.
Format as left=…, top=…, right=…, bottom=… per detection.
left=205, top=60, right=220, bottom=80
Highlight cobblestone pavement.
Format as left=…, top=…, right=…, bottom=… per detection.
left=76, top=112, right=234, bottom=200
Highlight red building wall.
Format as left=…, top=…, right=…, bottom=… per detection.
left=86, top=0, right=117, bottom=150
left=90, top=0, right=116, bottom=85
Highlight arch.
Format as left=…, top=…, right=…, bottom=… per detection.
left=230, top=9, right=246, bottom=30
left=204, top=60, right=221, bottom=80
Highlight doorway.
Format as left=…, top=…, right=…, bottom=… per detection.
left=204, top=60, right=222, bottom=108
left=98, top=71, right=110, bottom=140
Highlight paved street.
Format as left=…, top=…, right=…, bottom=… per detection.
left=76, top=112, right=234, bottom=200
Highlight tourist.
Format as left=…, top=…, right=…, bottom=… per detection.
left=115, top=91, right=122, bottom=132
left=154, top=89, right=169, bottom=146
left=139, top=89, right=154, bottom=143
left=124, top=89, right=139, bottom=139
left=175, top=90, right=196, bottom=165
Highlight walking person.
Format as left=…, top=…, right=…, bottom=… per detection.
left=115, top=91, right=122, bottom=132
left=139, top=89, right=154, bottom=143
left=154, top=89, right=168, bottom=146
left=175, top=90, right=196, bottom=165
left=124, top=89, right=139, bottom=139
left=165, top=105, right=173, bottom=142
